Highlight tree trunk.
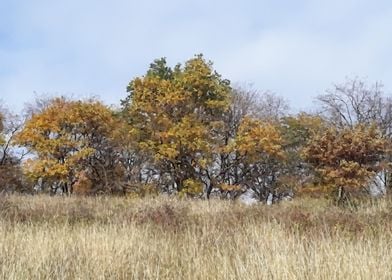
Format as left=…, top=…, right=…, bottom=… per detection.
left=206, top=184, right=213, bottom=199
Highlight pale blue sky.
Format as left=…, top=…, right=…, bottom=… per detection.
left=1, top=0, right=392, bottom=112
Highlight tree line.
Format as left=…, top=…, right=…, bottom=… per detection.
left=1, top=55, right=391, bottom=203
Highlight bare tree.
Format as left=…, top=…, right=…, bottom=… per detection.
left=317, top=77, right=392, bottom=136
left=23, top=94, right=56, bottom=119
left=253, top=91, right=290, bottom=122
left=0, top=106, right=27, bottom=193
left=230, top=85, right=289, bottom=123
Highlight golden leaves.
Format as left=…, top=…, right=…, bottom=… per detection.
left=179, top=179, right=204, bottom=197
left=219, top=183, right=241, bottom=192
left=16, top=98, right=117, bottom=184
left=233, top=117, right=285, bottom=162
left=122, top=55, right=231, bottom=176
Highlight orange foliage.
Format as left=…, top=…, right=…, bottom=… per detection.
left=303, top=124, right=387, bottom=190
left=16, top=97, right=118, bottom=192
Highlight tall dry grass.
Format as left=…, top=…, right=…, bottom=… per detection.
left=0, top=195, right=392, bottom=279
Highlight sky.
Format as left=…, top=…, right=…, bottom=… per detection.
left=1, top=0, right=392, bottom=113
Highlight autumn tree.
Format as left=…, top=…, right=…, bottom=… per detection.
left=122, top=55, right=231, bottom=195
left=111, top=112, right=148, bottom=188
left=16, top=97, right=124, bottom=194
left=278, top=113, right=326, bottom=192
left=318, top=77, right=392, bottom=190
left=218, top=117, right=286, bottom=200
left=302, top=124, right=387, bottom=202
left=203, top=87, right=257, bottom=198
left=202, top=86, right=289, bottom=198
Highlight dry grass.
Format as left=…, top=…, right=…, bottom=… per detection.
left=1, top=195, right=392, bottom=279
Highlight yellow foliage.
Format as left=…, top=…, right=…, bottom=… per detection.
left=16, top=97, right=118, bottom=187
left=219, top=183, right=241, bottom=192
left=233, top=117, right=285, bottom=163
left=179, top=179, right=204, bottom=197
left=123, top=55, right=231, bottom=189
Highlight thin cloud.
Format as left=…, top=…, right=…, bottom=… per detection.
left=0, top=0, right=391, bottom=112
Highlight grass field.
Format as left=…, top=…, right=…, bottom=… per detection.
left=0, top=195, right=392, bottom=279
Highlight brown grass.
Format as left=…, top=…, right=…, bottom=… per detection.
left=0, top=195, right=392, bottom=279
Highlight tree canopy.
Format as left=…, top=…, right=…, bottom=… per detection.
left=16, top=97, right=121, bottom=194
left=0, top=56, right=391, bottom=202
left=122, top=55, right=231, bottom=195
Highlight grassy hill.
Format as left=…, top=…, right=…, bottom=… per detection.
left=0, top=195, right=391, bottom=279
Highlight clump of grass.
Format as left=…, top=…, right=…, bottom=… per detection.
left=133, top=203, right=187, bottom=231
